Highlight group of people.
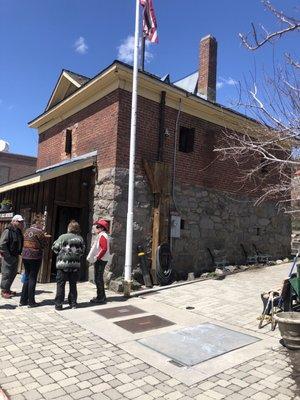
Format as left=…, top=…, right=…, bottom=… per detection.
left=0, top=214, right=110, bottom=310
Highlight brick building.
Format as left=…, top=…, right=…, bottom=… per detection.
left=0, top=151, right=36, bottom=184
left=0, top=36, right=291, bottom=284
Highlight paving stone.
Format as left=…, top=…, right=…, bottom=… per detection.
left=164, top=391, right=184, bottom=400
left=134, top=395, right=153, bottom=400
left=38, top=383, right=61, bottom=394
left=201, top=389, right=225, bottom=399
left=183, top=387, right=202, bottom=397
left=49, top=371, right=67, bottom=382
left=71, top=388, right=93, bottom=399
left=124, top=388, right=145, bottom=399
left=64, top=385, right=80, bottom=395
left=91, top=393, right=110, bottom=400
left=250, top=393, right=271, bottom=400
left=155, top=383, right=174, bottom=394
left=36, top=375, right=55, bottom=385
left=103, top=388, right=122, bottom=400
left=43, top=388, right=67, bottom=399
left=147, top=389, right=165, bottom=398
left=213, top=386, right=234, bottom=396
left=77, top=381, right=92, bottom=390
left=225, top=394, right=247, bottom=400
left=244, top=375, right=261, bottom=384
left=115, top=373, right=133, bottom=384
left=199, top=381, right=217, bottom=391
left=23, top=389, right=42, bottom=400
left=91, top=383, right=111, bottom=393
left=105, top=379, right=122, bottom=389
left=139, top=384, right=155, bottom=394
left=230, top=378, right=249, bottom=388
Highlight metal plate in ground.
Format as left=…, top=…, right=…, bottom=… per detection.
left=138, top=323, right=259, bottom=366
left=114, top=315, right=174, bottom=333
left=93, top=305, right=145, bottom=319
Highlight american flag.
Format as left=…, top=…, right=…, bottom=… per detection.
left=140, top=0, right=158, bottom=43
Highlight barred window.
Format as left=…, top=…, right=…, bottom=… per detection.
left=65, top=129, right=72, bottom=155
left=179, top=127, right=195, bottom=153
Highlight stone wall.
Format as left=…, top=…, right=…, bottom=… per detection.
left=91, top=167, right=291, bottom=283
left=91, top=167, right=152, bottom=281
left=171, top=182, right=291, bottom=277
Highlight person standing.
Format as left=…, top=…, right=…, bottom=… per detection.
left=20, top=214, right=49, bottom=307
left=87, top=219, right=110, bottom=304
left=0, top=214, right=24, bottom=299
left=52, top=220, right=85, bottom=310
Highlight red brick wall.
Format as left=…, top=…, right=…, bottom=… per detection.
left=38, top=91, right=120, bottom=170
left=0, top=153, right=36, bottom=183
left=37, top=87, right=279, bottom=197
left=117, top=89, right=274, bottom=196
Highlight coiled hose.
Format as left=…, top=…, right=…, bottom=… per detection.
left=156, top=243, right=174, bottom=286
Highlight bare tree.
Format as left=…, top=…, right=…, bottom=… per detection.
left=216, top=0, right=300, bottom=210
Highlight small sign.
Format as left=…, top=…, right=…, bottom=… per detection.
left=0, top=212, right=14, bottom=221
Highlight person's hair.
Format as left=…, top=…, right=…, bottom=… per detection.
left=32, top=213, right=44, bottom=226
left=67, top=220, right=81, bottom=234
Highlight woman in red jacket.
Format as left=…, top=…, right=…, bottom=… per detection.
left=87, top=219, right=110, bottom=304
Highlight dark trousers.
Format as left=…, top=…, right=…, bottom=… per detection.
left=20, top=259, right=41, bottom=305
left=94, top=260, right=107, bottom=301
left=1, top=254, right=18, bottom=292
left=55, top=270, right=78, bottom=306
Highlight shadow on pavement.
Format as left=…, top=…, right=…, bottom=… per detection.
left=35, top=290, right=54, bottom=295
left=73, top=297, right=128, bottom=309
left=0, top=304, right=17, bottom=310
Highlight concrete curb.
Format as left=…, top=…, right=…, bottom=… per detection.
left=130, top=262, right=287, bottom=297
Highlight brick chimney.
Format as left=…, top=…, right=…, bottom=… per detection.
left=198, top=35, right=217, bottom=102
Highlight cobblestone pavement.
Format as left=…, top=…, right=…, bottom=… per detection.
left=0, top=263, right=299, bottom=400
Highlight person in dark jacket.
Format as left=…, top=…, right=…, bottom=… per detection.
left=0, top=214, right=24, bottom=299
left=20, top=214, right=49, bottom=307
left=52, top=220, right=85, bottom=310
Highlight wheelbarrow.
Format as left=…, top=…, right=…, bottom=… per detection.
left=258, top=252, right=300, bottom=331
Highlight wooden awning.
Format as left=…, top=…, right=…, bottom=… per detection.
left=0, top=151, right=97, bottom=194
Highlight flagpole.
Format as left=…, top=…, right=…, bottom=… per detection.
left=141, top=34, right=146, bottom=71
left=124, top=0, right=140, bottom=297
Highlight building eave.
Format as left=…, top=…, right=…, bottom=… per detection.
left=29, top=60, right=262, bottom=135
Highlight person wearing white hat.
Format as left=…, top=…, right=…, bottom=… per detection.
left=0, top=214, right=24, bottom=298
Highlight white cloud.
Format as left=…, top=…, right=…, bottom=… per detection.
left=217, top=77, right=238, bottom=89
left=74, top=36, right=88, bottom=54
left=117, top=35, right=153, bottom=64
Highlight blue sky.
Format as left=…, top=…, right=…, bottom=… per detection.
left=0, top=0, right=298, bottom=156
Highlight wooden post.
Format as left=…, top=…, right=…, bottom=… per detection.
left=143, top=159, right=172, bottom=285
left=151, top=207, right=160, bottom=285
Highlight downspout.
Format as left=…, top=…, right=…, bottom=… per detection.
left=170, top=98, right=182, bottom=252
left=157, top=91, right=166, bottom=162
left=172, top=98, right=182, bottom=206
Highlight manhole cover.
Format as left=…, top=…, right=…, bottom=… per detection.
left=93, top=305, right=145, bottom=319
left=114, top=315, right=174, bottom=333
left=138, top=323, right=259, bottom=366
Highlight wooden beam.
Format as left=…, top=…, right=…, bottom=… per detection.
left=151, top=207, right=160, bottom=285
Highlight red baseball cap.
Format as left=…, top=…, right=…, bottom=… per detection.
left=93, top=219, right=109, bottom=231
